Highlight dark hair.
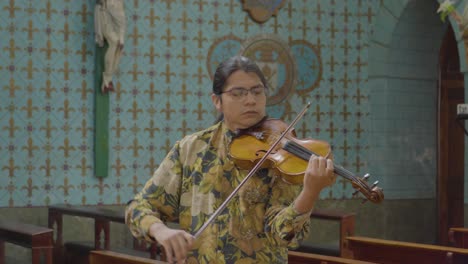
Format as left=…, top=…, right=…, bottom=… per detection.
left=213, top=55, right=268, bottom=94
left=212, top=56, right=268, bottom=123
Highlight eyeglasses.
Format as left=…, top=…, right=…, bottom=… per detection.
left=220, top=86, right=266, bottom=100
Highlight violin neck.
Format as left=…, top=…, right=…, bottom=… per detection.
left=282, top=138, right=383, bottom=203
left=283, top=141, right=356, bottom=182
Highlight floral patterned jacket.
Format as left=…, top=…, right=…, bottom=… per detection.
left=125, top=121, right=311, bottom=264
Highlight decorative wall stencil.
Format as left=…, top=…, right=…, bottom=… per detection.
left=206, top=34, right=243, bottom=80
left=0, top=0, right=380, bottom=207
left=242, top=0, right=287, bottom=23
left=290, top=40, right=322, bottom=95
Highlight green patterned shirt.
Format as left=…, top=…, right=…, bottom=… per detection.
left=125, top=121, right=311, bottom=264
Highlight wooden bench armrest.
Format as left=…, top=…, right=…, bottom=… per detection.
left=0, top=221, right=53, bottom=248
left=0, top=221, right=53, bottom=264
left=449, top=227, right=468, bottom=248
left=288, top=250, right=377, bottom=264
left=449, top=227, right=468, bottom=233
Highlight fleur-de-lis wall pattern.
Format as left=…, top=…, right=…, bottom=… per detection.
left=0, top=0, right=379, bottom=207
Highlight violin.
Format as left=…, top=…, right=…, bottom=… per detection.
left=193, top=103, right=383, bottom=238
left=229, top=118, right=384, bottom=204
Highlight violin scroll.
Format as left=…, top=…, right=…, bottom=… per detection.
left=351, top=173, right=384, bottom=204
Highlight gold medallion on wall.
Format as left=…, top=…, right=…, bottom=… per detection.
left=241, top=35, right=296, bottom=106
left=207, top=34, right=322, bottom=110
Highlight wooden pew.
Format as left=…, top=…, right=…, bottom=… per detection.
left=346, top=236, right=468, bottom=264
left=89, top=250, right=376, bottom=264
left=48, top=204, right=158, bottom=264
left=288, top=251, right=376, bottom=264
left=50, top=204, right=355, bottom=263
left=297, top=208, right=355, bottom=257
left=0, top=221, right=54, bottom=264
left=89, top=250, right=166, bottom=264
left=449, top=227, right=468, bottom=248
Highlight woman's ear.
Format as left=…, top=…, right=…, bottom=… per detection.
left=211, top=93, right=222, bottom=112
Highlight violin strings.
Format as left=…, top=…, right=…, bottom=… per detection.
left=281, top=140, right=373, bottom=196
left=284, top=141, right=359, bottom=183
left=282, top=140, right=309, bottom=159
left=257, top=133, right=371, bottom=192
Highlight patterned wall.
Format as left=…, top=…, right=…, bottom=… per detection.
left=0, top=0, right=382, bottom=207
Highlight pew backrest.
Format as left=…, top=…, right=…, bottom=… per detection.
left=306, top=208, right=355, bottom=257
left=48, top=204, right=158, bottom=263
left=90, top=250, right=373, bottom=264
left=346, top=236, right=468, bottom=264
left=49, top=205, right=355, bottom=263
left=48, top=204, right=124, bottom=253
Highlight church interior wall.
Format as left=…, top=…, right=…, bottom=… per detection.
left=0, top=0, right=464, bottom=260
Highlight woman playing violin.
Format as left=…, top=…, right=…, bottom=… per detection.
left=125, top=55, right=337, bottom=264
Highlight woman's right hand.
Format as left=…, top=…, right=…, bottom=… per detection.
left=149, top=223, right=195, bottom=264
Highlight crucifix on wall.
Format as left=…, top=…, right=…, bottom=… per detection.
left=93, top=0, right=126, bottom=178
left=95, top=0, right=126, bottom=93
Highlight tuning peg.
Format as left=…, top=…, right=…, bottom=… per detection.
left=362, top=173, right=370, bottom=181
left=352, top=190, right=359, bottom=197
left=371, top=181, right=379, bottom=188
